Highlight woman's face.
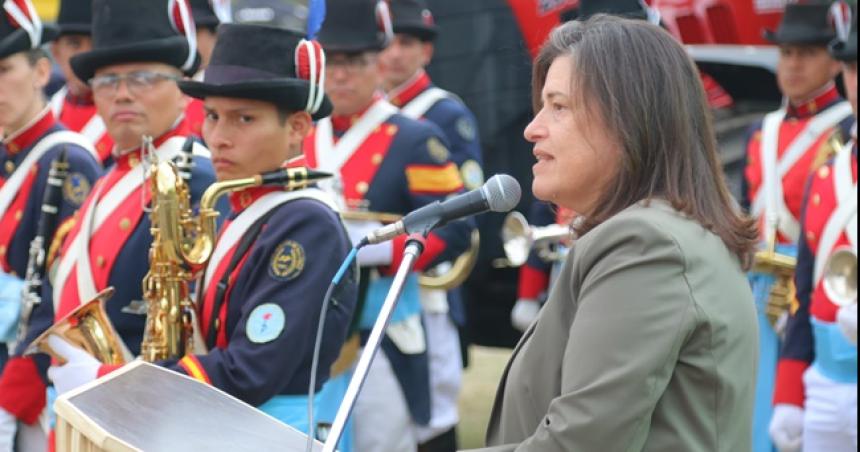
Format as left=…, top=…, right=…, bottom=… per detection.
left=524, top=55, right=620, bottom=214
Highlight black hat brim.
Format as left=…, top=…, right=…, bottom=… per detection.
left=57, top=23, right=92, bottom=36
left=0, top=25, right=59, bottom=59
left=71, top=35, right=200, bottom=82
left=177, top=79, right=332, bottom=120
left=319, top=40, right=386, bottom=53
left=830, top=35, right=857, bottom=61
left=393, top=25, right=437, bottom=41
left=763, top=29, right=836, bottom=46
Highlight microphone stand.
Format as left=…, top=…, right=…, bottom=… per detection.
left=321, top=234, right=426, bottom=452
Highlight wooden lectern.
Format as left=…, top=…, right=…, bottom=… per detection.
left=54, top=361, right=322, bottom=452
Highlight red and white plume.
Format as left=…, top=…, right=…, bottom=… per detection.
left=376, top=0, right=394, bottom=47
left=3, top=0, right=43, bottom=49
left=295, top=39, right=327, bottom=115
left=830, top=0, right=853, bottom=43
left=168, top=0, right=198, bottom=73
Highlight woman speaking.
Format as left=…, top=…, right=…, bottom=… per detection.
left=472, top=16, right=759, bottom=452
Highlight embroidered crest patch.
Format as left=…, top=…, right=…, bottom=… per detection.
left=63, top=173, right=91, bottom=206
left=460, top=160, right=484, bottom=190
left=456, top=116, right=476, bottom=142
left=246, top=303, right=285, bottom=344
left=269, top=239, right=306, bottom=281
left=427, top=137, right=450, bottom=164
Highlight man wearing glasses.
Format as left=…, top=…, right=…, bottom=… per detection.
left=306, top=1, right=473, bottom=451
left=0, top=2, right=216, bottom=449
left=0, top=0, right=101, bottom=447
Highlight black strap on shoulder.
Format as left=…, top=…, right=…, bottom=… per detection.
left=205, top=209, right=278, bottom=348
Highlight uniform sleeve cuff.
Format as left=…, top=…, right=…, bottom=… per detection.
left=384, top=233, right=446, bottom=274
left=178, top=355, right=212, bottom=385
left=518, top=265, right=550, bottom=299
left=774, top=359, right=809, bottom=407
left=97, top=364, right=123, bottom=379
left=0, top=357, right=47, bottom=424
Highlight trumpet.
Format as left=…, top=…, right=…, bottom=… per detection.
left=501, top=211, right=572, bottom=267
left=823, top=247, right=857, bottom=307
left=25, top=288, right=130, bottom=365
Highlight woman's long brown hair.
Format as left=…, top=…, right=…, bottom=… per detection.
left=532, top=16, right=757, bottom=267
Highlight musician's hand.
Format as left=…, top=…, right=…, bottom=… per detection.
left=836, top=304, right=857, bottom=345
left=511, top=299, right=541, bottom=332
left=0, top=407, right=16, bottom=452
left=769, top=404, right=804, bottom=452
left=46, top=335, right=101, bottom=396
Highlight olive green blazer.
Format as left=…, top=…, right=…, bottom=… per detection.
left=470, top=200, right=758, bottom=452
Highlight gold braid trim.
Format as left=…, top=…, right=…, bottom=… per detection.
left=810, top=129, right=845, bottom=172
left=47, top=217, right=76, bottom=269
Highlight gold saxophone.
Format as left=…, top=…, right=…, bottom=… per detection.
left=27, top=139, right=332, bottom=364
left=141, top=155, right=334, bottom=362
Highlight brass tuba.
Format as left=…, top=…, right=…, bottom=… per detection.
left=501, top=211, right=572, bottom=267
left=141, top=147, right=334, bottom=362
left=339, top=211, right=480, bottom=291
left=823, top=247, right=857, bottom=307
left=25, top=288, right=130, bottom=365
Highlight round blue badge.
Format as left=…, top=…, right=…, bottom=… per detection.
left=246, top=303, right=286, bottom=344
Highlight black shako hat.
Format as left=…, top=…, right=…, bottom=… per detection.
left=0, top=0, right=59, bottom=59
left=389, top=0, right=437, bottom=41
left=70, top=0, right=201, bottom=82
left=829, top=5, right=857, bottom=61
left=54, top=0, right=93, bottom=36
left=190, top=0, right=220, bottom=30
left=317, top=0, right=392, bottom=52
left=178, top=23, right=332, bottom=120
left=578, top=0, right=649, bottom=20
left=764, top=1, right=836, bottom=45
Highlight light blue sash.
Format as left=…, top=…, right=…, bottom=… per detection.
left=748, top=243, right=796, bottom=452
left=812, top=317, right=858, bottom=383
left=0, top=272, right=24, bottom=343
left=358, top=272, right=421, bottom=331
left=258, top=373, right=353, bottom=452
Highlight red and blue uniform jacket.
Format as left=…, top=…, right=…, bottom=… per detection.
left=0, top=109, right=102, bottom=373
left=741, top=84, right=854, bottom=244
left=304, top=106, right=473, bottom=425
left=50, top=88, right=114, bottom=166
left=0, top=120, right=216, bottom=425
left=160, top=186, right=358, bottom=405
left=775, top=142, right=858, bottom=407
left=388, top=70, right=483, bottom=327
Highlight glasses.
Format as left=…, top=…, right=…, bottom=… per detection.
left=89, top=71, right=179, bottom=97
left=326, top=54, right=375, bottom=74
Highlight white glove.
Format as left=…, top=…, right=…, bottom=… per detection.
left=46, top=335, right=101, bottom=396
left=0, top=408, right=16, bottom=452
left=344, top=220, right=393, bottom=267
left=511, top=299, right=541, bottom=332
left=769, top=404, right=804, bottom=452
left=836, top=304, right=857, bottom=345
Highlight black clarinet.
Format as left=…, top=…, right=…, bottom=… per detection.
left=16, top=149, right=70, bottom=345
left=176, top=137, right=196, bottom=182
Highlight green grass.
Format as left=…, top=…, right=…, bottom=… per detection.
left=457, top=346, right=513, bottom=449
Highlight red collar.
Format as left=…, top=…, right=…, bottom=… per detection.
left=2, top=108, right=56, bottom=155
left=330, top=95, right=385, bottom=133
left=786, top=83, right=842, bottom=119
left=387, top=71, right=432, bottom=107
left=228, top=186, right=281, bottom=213
left=112, top=119, right=192, bottom=171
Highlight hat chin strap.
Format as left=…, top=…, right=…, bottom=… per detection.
left=3, top=0, right=43, bottom=49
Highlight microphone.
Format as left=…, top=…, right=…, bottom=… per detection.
left=364, top=174, right=522, bottom=245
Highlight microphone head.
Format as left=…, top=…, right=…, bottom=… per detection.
left=482, top=174, right=521, bottom=213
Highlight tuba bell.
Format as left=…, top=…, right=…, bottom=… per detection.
left=340, top=211, right=480, bottom=291
left=25, top=287, right=131, bottom=365
left=823, top=246, right=857, bottom=307
left=501, top=211, right=572, bottom=267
